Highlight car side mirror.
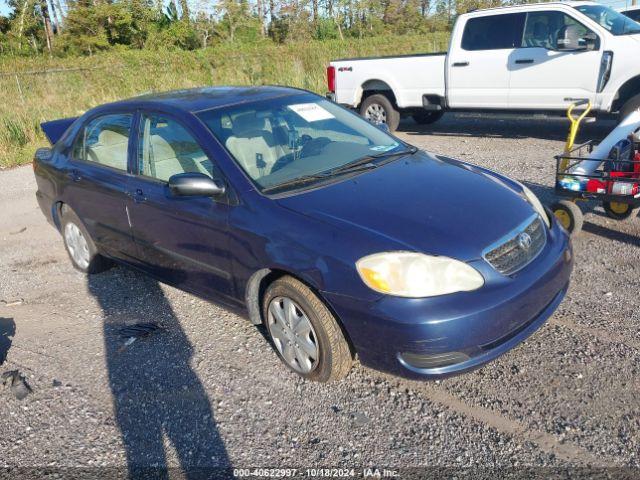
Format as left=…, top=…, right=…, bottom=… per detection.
left=168, top=173, right=226, bottom=197
left=556, top=25, right=595, bottom=51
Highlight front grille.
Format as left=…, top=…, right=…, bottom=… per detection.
left=483, top=215, right=546, bottom=275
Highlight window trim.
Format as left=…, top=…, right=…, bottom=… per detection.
left=134, top=109, right=219, bottom=186
left=518, top=10, right=599, bottom=51
left=68, top=111, right=135, bottom=175
left=461, top=13, right=526, bottom=52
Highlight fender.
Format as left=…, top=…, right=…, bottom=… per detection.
left=355, top=76, right=403, bottom=108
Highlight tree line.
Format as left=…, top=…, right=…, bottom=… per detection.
left=0, top=0, right=533, bottom=56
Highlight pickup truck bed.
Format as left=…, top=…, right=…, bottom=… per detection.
left=331, top=53, right=447, bottom=111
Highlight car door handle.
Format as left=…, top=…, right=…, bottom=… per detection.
left=515, top=59, right=535, bottom=64
left=452, top=61, right=469, bottom=67
left=130, top=189, right=147, bottom=203
left=67, top=170, right=81, bottom=182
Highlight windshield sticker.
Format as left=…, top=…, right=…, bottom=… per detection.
left=287, top=103, right=335, bottom=122
left=370, top=144, right=398, bottom=152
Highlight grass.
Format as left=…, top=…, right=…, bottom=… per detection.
left=0, top=33, right=450, bottom=169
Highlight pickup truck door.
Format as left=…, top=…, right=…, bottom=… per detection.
left=447, top=12, right=526, bottom=109
left=508, top=10, right=601, bottom=109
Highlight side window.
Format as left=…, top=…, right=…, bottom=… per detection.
left=461, top=13, right=526, bottom=51
left=72, top=114, right=132, bottom=171
left=138, top=113, right=213, bottom=182
left=521, top=11, right=589, bottom=49
left=628, top=11, right=640, bottom=23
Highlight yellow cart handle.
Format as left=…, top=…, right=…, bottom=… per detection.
left=560, top=101, right=593, bottom=174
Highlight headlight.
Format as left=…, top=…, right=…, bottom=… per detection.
left=356, top=252, right=484, bottom=298
left=520, top=184, right=550, bottom=227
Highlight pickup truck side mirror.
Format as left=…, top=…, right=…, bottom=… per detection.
left=168, top=173, right=226, bottom=197
left=556, top=25, right=596, bottom=51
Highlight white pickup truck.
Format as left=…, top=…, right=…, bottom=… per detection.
left=327, top=1, right=640, bottom=131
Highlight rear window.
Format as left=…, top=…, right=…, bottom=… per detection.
left=461, top=13, right=526, bottom=51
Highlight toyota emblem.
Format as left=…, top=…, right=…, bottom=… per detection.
left=518, top=232, right=532, bottom=251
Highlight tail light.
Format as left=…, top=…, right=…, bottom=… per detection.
left=327, top=66, right=336, bottom=93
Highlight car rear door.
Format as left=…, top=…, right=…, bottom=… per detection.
left=508, top=10, right=601, bottom=109
left=447, top=12, right=526, bottom=109
left=125, top=110, right=235, bottom=301
left=63, top=111, right=139, bottom=261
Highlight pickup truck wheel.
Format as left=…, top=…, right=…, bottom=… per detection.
left=412, top=110, right=444, bottom=125
left=262, top=276, right=353, bottom=382
left=360, top=94, right=400, bottom=132
left=619, top=93, right=640, bottom=123
left=61, top=207, right=112, bottom=274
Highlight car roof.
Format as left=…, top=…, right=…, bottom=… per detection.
left=104, top=85, right=308, bottom=114
left=463, top=1, right=597, bottom=16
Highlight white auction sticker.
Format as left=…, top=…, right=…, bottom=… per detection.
left=287, top=103, right=335, bottom=122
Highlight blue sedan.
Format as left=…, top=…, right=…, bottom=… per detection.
left=33, top=86, right=572, bottom=382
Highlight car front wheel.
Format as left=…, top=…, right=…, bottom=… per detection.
left=262, top=276, right=353, bottom=382
left=61, top=206, right=112, bottom=274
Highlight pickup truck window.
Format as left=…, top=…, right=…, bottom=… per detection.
left=521, top=11, right=590, bottom=49
left=624, top=10, right=640, bottom=22
left=575, top=5, right=640, bottom=36
left=461, top=13, right=525, bottom=51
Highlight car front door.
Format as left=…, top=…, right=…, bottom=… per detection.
left=508, top=10, right=601, bottom=109
left=63, top=112, right=139, bottom=262
left=126, top=110, right=235, bottom=301
left=447, top=12, right=526, bottom=109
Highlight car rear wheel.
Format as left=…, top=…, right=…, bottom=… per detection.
left=262, top=276, right=352, bottom=382
left=360, top=94, right=400, bottom=132
left=61, top=207, right=112, bottom=274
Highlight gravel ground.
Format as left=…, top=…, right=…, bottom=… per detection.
left=0, top=113, right=639, bottom=477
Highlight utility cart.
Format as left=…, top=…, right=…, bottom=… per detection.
left=551, top=140, right=640, bottom=236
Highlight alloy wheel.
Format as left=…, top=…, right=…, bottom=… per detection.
left=364, top=103, right=387, bottom=124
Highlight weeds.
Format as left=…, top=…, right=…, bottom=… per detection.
left=0, top=33, right=448, bottom=169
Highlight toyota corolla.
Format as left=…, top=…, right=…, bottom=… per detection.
left=33, top=86, right=573, bottom=382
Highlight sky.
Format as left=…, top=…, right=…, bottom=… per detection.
left=0, top=0, right=638, bottom=18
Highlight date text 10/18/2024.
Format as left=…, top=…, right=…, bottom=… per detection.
left=233, top=468, right=399, bottom=478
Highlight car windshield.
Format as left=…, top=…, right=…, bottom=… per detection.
left=575, top=5, right=640, bottom=35
left=198, top=94, right=408, bottom=193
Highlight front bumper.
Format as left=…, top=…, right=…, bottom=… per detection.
left=322, top=217, right=573, bottom=379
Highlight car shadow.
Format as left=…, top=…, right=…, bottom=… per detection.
left=87, top=267, right=230, bottom=478
left=0, top=317, right=15, bottom=366
left=398, top=113, right=616, bottom=143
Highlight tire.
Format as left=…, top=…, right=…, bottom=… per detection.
left=551, top=200, right=583, bottom=236
left=360, top=94, right=400, bottom=132
left=262, top=276, right=353, bottom=382
left=412, top=110, right=444, bottom=125
left=60, top=206, right=112, bottom=274
left=619, top=93, right=640, bottom=123
left=603, top=201, right=635, bottom=220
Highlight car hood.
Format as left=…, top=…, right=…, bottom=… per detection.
left=275, top=151, right=537, bottom=261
